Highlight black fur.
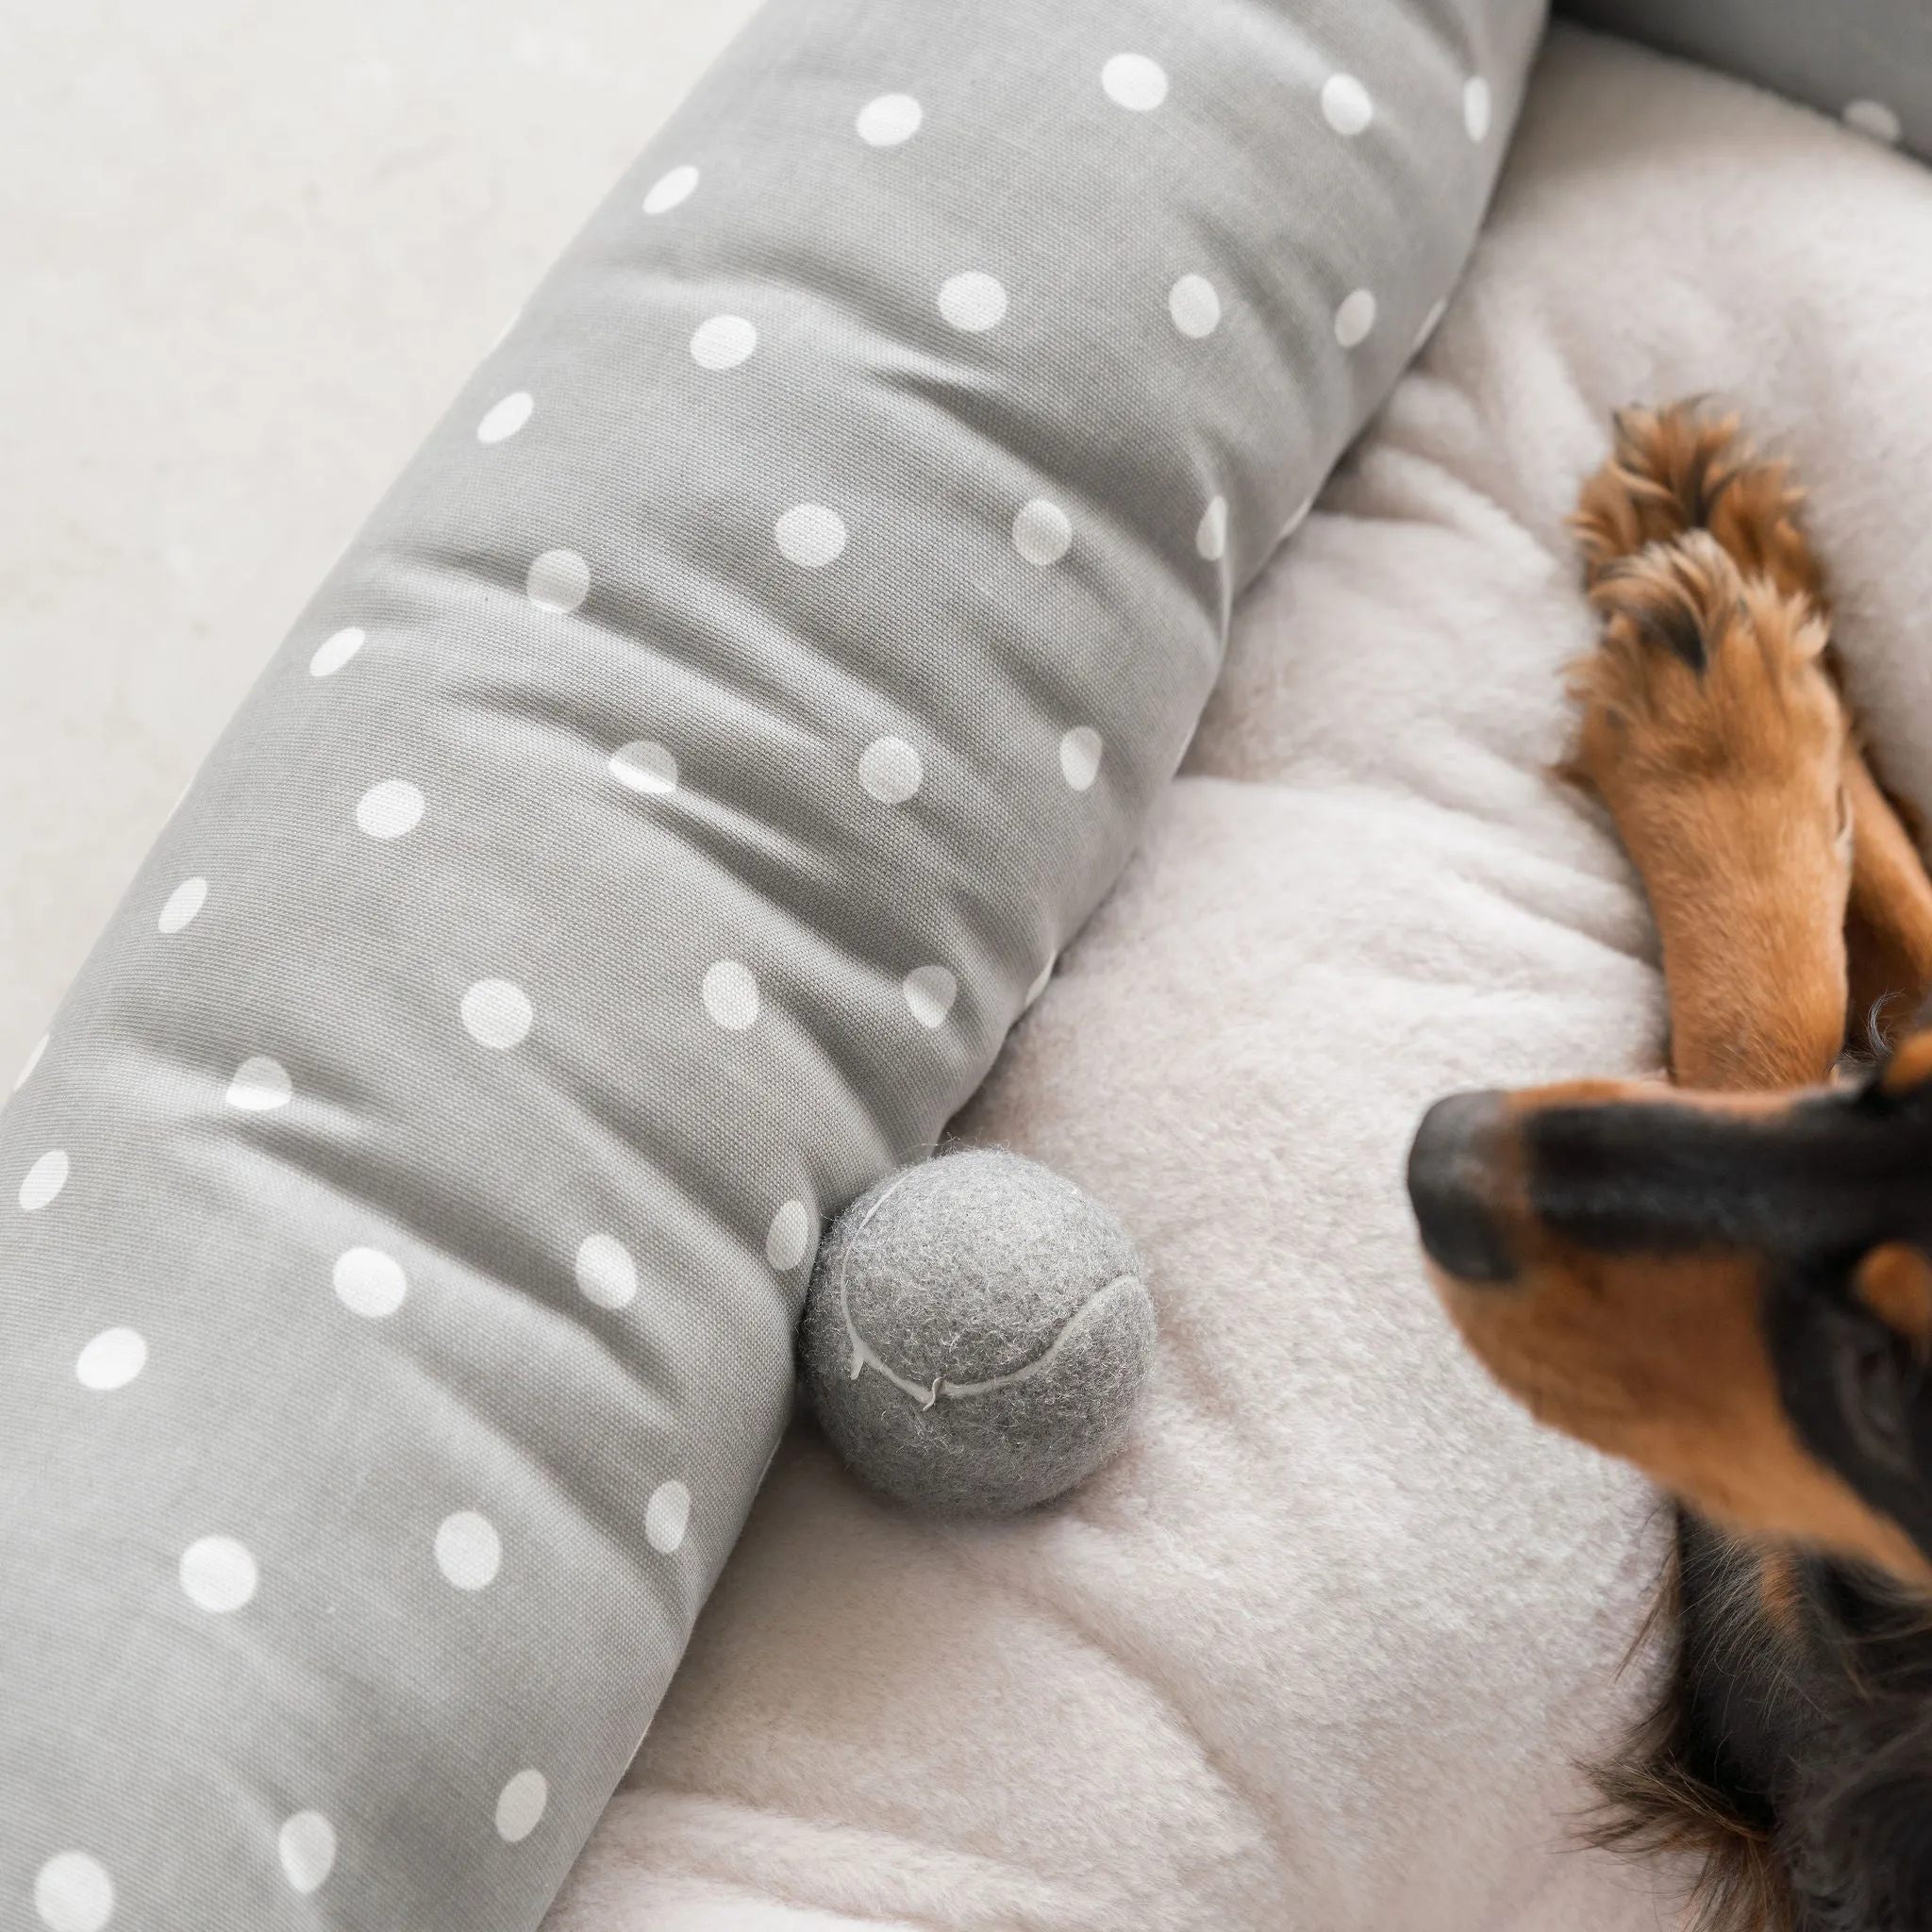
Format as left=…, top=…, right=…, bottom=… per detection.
left=1524, top=1087, right=1932, bottom=1262
left=1690, top=1519, right=1932, bottom=1932
left=1525, top=1058, right=1932, bottom=1930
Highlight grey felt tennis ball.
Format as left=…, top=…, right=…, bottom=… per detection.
left=801, top=1148, right=1155, bottom=1516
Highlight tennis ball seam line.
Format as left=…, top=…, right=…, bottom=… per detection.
left=843, top=1272, right=1145, bottom=1409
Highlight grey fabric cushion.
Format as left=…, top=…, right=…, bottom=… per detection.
left=1559, top=0, right=1932, bottom=161
left=3, top=1, right=1541, bottom=1926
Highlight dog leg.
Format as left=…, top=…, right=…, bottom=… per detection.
left=1570, top=404, right=1853, bottom=1090
left=1845, top=744, right=1932, bottom=1039
left=1568, top=535, right=1850, bottom=1091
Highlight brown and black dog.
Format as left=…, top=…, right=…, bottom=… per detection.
left=1407, top=405, right=1932, bottom=1932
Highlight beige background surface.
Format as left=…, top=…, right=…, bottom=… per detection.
left=0, top=0, right=760, bottom=1083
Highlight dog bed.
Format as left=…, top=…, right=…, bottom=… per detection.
left=1, top=2, right=1544, bottom=1927
left=12, top=3, right=1932, bottom=1928
left=542, top=25, right=1932, bottom=1930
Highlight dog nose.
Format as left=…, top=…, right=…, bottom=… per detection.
left=1407, top=1091, right=1517, bottom=1286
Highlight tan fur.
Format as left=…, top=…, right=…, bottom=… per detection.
left=1572, top=408, right=1932, bottom=1047
left=1432, top=1144, right=1932, bottom=1585
left=1572, top=403, right=1823, bottom=608
left=1461, top=409, right=1923, bottom=1564
left=1757, top=1548, right=1804, bottom=1637
left=1884, top=1027, right=1932, bottom=1095
left=1845, top=750, right=1932, bottom=1037
left=1855, top=1241, right=1932, bottom=1357
left=1567, top=531, right=1850, bottom=1090
left=1431, top=402, right=1932, bottom=1932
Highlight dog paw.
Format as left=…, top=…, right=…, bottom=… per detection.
left=1572, top=400, right=1823, bottom=608
left=1567, top=531, right=1845, bottom=858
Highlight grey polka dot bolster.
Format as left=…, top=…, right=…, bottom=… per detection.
left=1558, top=0, right=1932, bottom=166
left=0, top=0, right=1540, bottom=1925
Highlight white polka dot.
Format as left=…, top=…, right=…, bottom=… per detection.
left=19, top=1149, right=68, bottom=1212
left=903, top=964, right=958, bottom=1029
left=277, top=1812, right=338, bottom=1895
left=609, top=741, right=679, bottom=795
left=75, top=1328, right=146, bottom=1391
left=355, top=779, right=425, bottom=840
left=1334, top=288, right=1377, bottom=348
left=1196, top=496, right=1228, bottom=561
left=1463, top=75, right=1492, bottom=142
left=476, top=391, right=533, bottom=443
left=495, top=1770, right=550, bottom=1843
left=1322, top=73, right=1374, bottom=136
left=34, top=1853, right=114, bottom=1932
left=333, top=1247, right=408, bottom=1320
left=1059, top=726, right=1103, bottom=792
left=690, top=315, right=758, bottom=370
left=435, top=1510, right=502, bottom=1590
left=1012, top=498, right=1073, bottom=566
left=765, top=1198, right=813, bottom=1272
left=774, top=504, right=847, bottom=569
left=461, top=979, right=534, bottom=1051
left=1414, top=295, right=1448, bottom=351
left=1844, top=98, right=1902, bottom=144
left=309, top=627, right=364, bottom=678
left=1102, top=53, right=1168, bottom=110
left=15, top=1032, right=48, bottom=1091
left=858, top=736, right=923, bottom=804
left=1024, top=955, right=1055, bottom=1010
left=179, top=1535, right=258, bottom=1612
left=526, top=548, right=591, bottom=613
left=645, top=1479, right=691, bottom=1554
left=703, top=959, right=759, bottom=1031
left=1168, top=275, right=1222, bottom=340
left=1279, top=493, right=1315, bottom=543
left=938, top=272, right=1008, bottom=333
left=226, top=1056, right=291, bottom=1112
left=856, top=93, right=922, bottom=146
left=575, top=1234, right=638, bottom=1310
left=157, top=876, right=208, bottom=935
left=642, top=164, right=698, bottom=213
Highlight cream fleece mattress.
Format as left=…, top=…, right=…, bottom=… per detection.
left=542, top=24, right=1932, bottom=1932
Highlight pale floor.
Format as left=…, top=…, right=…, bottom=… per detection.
left=0, top=0, right=760, bottom=1083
